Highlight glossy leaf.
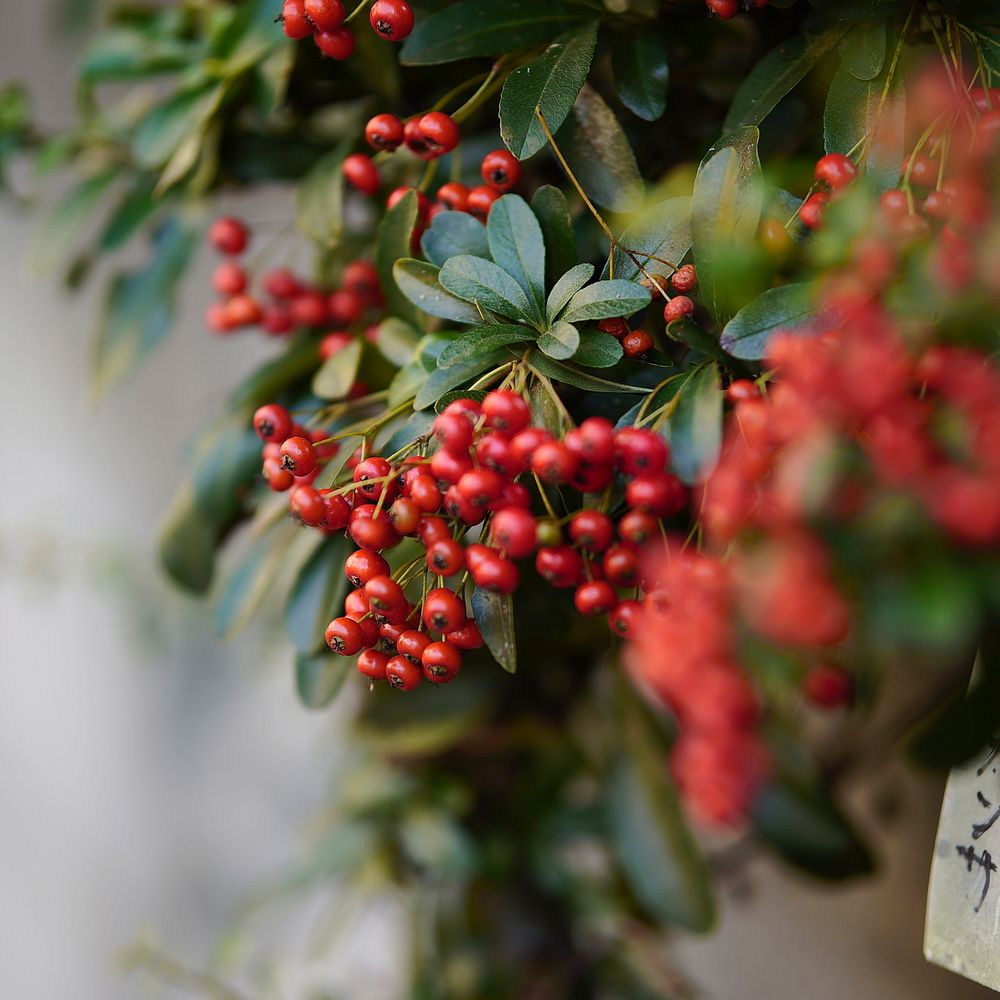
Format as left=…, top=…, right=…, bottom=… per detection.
left=471, top=587, right=518, bottom=673
left=839, top=20, right=886, bottom=79
left=190, top=418, right=261, bottom=524
left=436, top=325, right=536, bottom=368
left=573, top=328, right=623, bottom=368
left=158, top=487, right=217, bottom=595
left=666, top=364, right=723, bottom=484
left=295, top=145, right=348, bottom=247
left=285, top=535, right=353, bottom=656
left=538, top=320, right=580, bottom=360
left=439, top=255, right=537, bottom=323
left=561, top=279, right=651, bottom=324
left=547, top=263, right=595, bottom=321
left=487, top=195, right=547, bottom=318
left=295, top=650, right=352, bottom=710
left=499, top=22, right=599, bottom=160
left=421, top=210, right=490, bottom=269
left=376, top=189, right=422, bottom=327
left=559, top=85, right=643, bottom=212
left=400, top=0, right=593, bottom=66
left=375, top=317, right=422, bottom=368
left=720, top=283, right=818, bottom=359
left=531, top=185, right=577, bottom=288
left=413, top=349, right=511, bottom=410
left=393, top=259, right=484, bottom=325
left=312, top=338, right=363, bottom=400
left=133, top=81, right=222, bottom=169
left=604, top=197, right=691, bottom=283
left=526, top=349, right=650, bottom=394
left=611, top=33, right=669, bottom=122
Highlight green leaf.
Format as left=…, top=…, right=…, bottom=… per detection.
left=720, top=283, right=818, bottom=360
left=30, top=169, right=118, bottom=272
left=91, top=218, right=197, bottom=399
left=611, top=33, right=669, bottom=122
left=667, top=364, right=723, bottom=484
left=99, top=184, right=159, bottom=252
left=439, top=255, right=537, bottom=323
left=421, top=210, right=489, bottom=269
left=547, top=263, right=594, bottom=321
left=312, top=338, right=363, bottom=399
left=375, top=317, right=422, bottom=368
left=80, top=25, right=193, bottom=81
left=559, top=85, right=643, bottom=212
left=573, top=328, right=623, bottom=368
left=133, top=81, right=223, bottom=169
left=190, top=418, right=261, bottom=524
left=377, top=189, right=422, bottom=327
left=839, top=20, right=886, bottom=79
left=604, top=197, right=691, bottom=283
left=691, top=127, right=763, bottom=325
left=471, top=587, right=518, bottom=673
left=285, top=535, right=353, bottom=656
left=526, top=349, right=649, bottom=393
left=608, top=681, right=716, bottom=932
left=538, top=320, right=580, bottom=360
left=295, top=144, right=348, bottom=247
left=499, top=22, right=599, bottom=160
left=487, top=195, right=547, bottom=318
left=561, top=279, right=651, bottom=324
left=437, top=325, right=536, bottom=368
left=723, top=29, right=844, bottom=132
left=824, top=62, right=904, bottom=191
left=400, top=0, right=593, bottom=66
left=531, top=185, right=577, bottom=288
left=753, top=776, right=874, bottom=880
left=393, top=259, right=484, bottom=325
left=295, top=650, right=352, bottom=709
left=414, top=349, right=511, bottom=410
left=159, top=487, right=217, bottom=595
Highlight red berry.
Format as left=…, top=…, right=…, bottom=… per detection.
left=618, top=510, right=659, bottom=545
left=353, top=456, right=396, bottom=502
left=212, top=260, right=247, bottom=296
left=457, top=468, right=505, bottom=507
left=622, top=329, right=654, bottom=358
left=386, top=655, right=422, bottom=690
left=348, top=507, right=402, bottom=550
left=403, top=118, right=432, bottom=158
left=291, top=485, right=327, bottom=525
left=879, top=188, right=910, bottom=220
left=344, top=588, right=370, bottom=619
left=446, top=622, right=484, bottom=650
left=409, top=476, right=443, bottom=513
left=603, top=544, right=639, bottom=586
left=425, top=537, right=465, bottom=576
left=476, top=433, right=524, bottom=478
left=803, top=664, right=853, bottom=708
left=608, top=599, right=643, bottom=638
left=263, top=268, right=300, bottom=299
left=323, top=493, right=351, bottom=529
left=472, top=552, right=520, bottom=594
left=423, top=588, right=467, bottom=633
left=436, top=182, right=469, bottom=212
left=389, top=496, right=421, bottom=536
left=725, top=379, right=759, bottom=403
left=574, top=580, right=617, bottom=617
left=574, top=417, right=617, bottom=466
left=263, top=457, right=295, bottom=492
left=304, top=0, right=344, bottom=31
left=431, top=448, right=473, bottom=486
left=418, top=112, right=460, bottom=154
left=421, top=641, right=462, bottom=683
left=319, top=331, right=353, bottom=360
left=491, top=507, right=538, bottom=559
left=443, top=485, right=485, bottom=525
left=289, top=291, right=329, bottom=327
left=315, top=26, right=354, bottom=58
left=799, top=192, right=829, bottom=230
left=417, top=516, right=451, bottom=547
left=395, top=630, right=431, bottom=666
left=281, top=0, right=314, bottom=38
left=664, top=297, right=695, bottom=324
left=369, top=0, right=414, bottom=41
left=387, top=186, right=431, bottom=216
left=464, top=544, right=493, bottom=573
left=342, top=153, right=379, bottom=195
left=365, top=113, right=404, bottom=152
left=814, top=153, right=858, bottom=191
left=253, top=403, right=293, bottom=443
left=357, top=649, right=389, bottom=681
left=568, top=511, right=615, bottom=553
left=325, top=617, right=364, bottom=655
left=482, top=390, right=531, bottom=435
left=279, top=436, right=318, bottom=476
left=904, top=153, right=938, bottom=188
left=599, top=317, right=629, bottom=340
left=535, top=545, right=584, bottom=589
left=262, top=305, right=293, bottom=336
left=208, top=216, right=249, bottom=256
left=706, top=0, right=739, bottom=17
left=328, top=289, right=364, bottom=326
left=343, top=260, right=380, bottom=301
left=467, top=185, right=501, bottom=219
left=345, top=548, right=390, bottom=587
left=510, top=427, right=552, bottom=466
left=364, top=574, right=407, bottom=614
left=433, top=411, right=475, bottom=453
left=615, top=427, right=668, bottom=476
left=223, top=294, right=263, bottom=328
left=481, top=149, right=522, bottom=192
left=626, top=473, right=686, bottom=517
left=670, top=264, right=698, bottom=293
left=531, top=441, right=579, bottom=484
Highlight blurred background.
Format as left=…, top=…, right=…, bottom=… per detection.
left=0, top=4, right=993, bottom=999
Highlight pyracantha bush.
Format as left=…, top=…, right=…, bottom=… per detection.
left=13, top=0, right=1000, bottom=994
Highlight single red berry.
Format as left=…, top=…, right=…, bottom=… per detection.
left=325, top=617, right=364, bottom=655
left=904, top=153, right=938, bottom=188
left=388, top=496, right=421, bottom=536
left=253, top=404, right=292, bottom=443
left=531, top=441, right=579, bottom=484
left=263, top=268, right=300, bottom=299
left=457, top=468, right=505, bottom=507
left=922, top=189, right=954, bottom=221
left=569, top=511, right=615, bottom=553
left=403, top=118, right=432, bottom=158
left=342, top=153, right=379, bottom=195
left=323, top=493, right=351, bottom=529
left=491, top=507, right=538, bottom=560
left=663, top=296, right=695, bottom=324
left=814, top=153, right=858, bottom=191
left=263, top=457, right=295, bottom=492
left=433, top=411, right=475, bottom=453
left=598, top=317, right=629, bottom=340
left=391, top=630, right=428, bottom=668
left=279, top=436, right=318, bottom=476
left=314, top=25, right=354, bottom=58
left=608, top=599, right=643, bottom=638
left=421, top=641, right=462, bottom=683
left=328, top=289, right=364, bottom=326
left=345, top=548, right=390, bottom=587
left=355, top=614, right=381, bottom=648
left=344, top=587, right=370, bottom=619
left=354, top=456, right=396, bottom=502
left=603, top=544, right=639, bottom=587
left=570, top=461, right=614, bottom=494
left=725, top=379, right=759, bottom=403
left=574, top=580, right=617, bottom=617
left=409, top=476, right=443, bottom=513
left=289, top=291, right=329, bottom=327
left=670, top=264, right=698, bottom=293
left=431, top=448, right=473, bottom=486
left=304, top=0, right=344, bottom=30
left=446, top=621, right=484, bottom=650
left=418, top=112, right=460, bottom=155
left=444, top=485, right=485, bottom=525
left=212, top=261, right=247, bottom=297
left=436, top=182, right=469, bottom=212
left=291, top=485, right=327, bottom=526
left=799, top=192, right=829, bottom=230
left=472, top=552, right=520, bottom=594
left=879, top=188, right=910, bottom=220
left=618, top=510, right=659, bottom=545
left=386, top=655, right=423, bottom=690
left=223, top=294, right=263, bottom=328
left=481, top=149, right=522, bottom=192
left=364, top=575, right=407, bottom=614
left=615, top=427, right=669, bottom=477
left=379, top=621, right=407, bottom=650
left=464, top=544, right=493, bottom=573
left=482, top=390, right=531, bottom=435
left=364, top=113, right=404, bottom=153
left=491, top=482, right=531, bottom=512
left=626, top=473, right=686, bottom=517
left=387, top=186, right=431, bottom=216
left=426, top=537, right=465, bottom=576
left=803, top=664, right=853, bottom=708
left=705, top=0, right=739, bottom=17
left=417, top=516, right=451, bottom=547
left=348, top=507, right=402, bottom=550
left=573, top=417, right=617, bottom=466
left=467, top=185, right=501, bottom=219
left=261, top=305, right=293, bottom=336
left=535, top=545, right=584, bottom=589
left=423, top=588, right=467, bottom=633
left=319, top=331, right=353, bottom=360
left=357, top=649, right=390, bottom=681
left=369, top=0, right=414, bottom=41
left=444, top=397, right=482, bottom=420
left=622, top=330, right=654, bottom=358
left=476, top=433, right=524, bottom=478
left=208, top=216, right=249, bottom=256
left=343, top=260, right=381, bottom=301
left=281, top=0, right=314, bottom=38
left=510, top=427, right=552, bottom=466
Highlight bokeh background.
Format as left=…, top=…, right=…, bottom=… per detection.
left=0, top=4, right=993, bottom=998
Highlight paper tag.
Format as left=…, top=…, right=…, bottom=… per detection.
left=925, top=744, right=1000, bottom=992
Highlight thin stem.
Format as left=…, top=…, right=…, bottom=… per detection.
left=532, top=471, right=559, bottom=521
left=453, top=59, right=510, bottom=125
left=344, top=0, right=370, bottom=25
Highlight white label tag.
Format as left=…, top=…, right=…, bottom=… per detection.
left=926, top=744, right=1000, bottom=992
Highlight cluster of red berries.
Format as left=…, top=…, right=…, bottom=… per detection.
left=279, top=0, right=413, bottom=60
left=705, top=0, right=768, bottom=19
left=203, top=216, right=384, bottom=339
left=798, top=153, right=860, bottom=231
left=626, top=544, right=771, bottom=827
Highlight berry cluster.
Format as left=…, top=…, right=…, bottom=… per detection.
left=203, top=215, right=384, bottom=340
left=279, top=0, right=413, bottom=60
left=798, top=152, right=860, bottom=231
